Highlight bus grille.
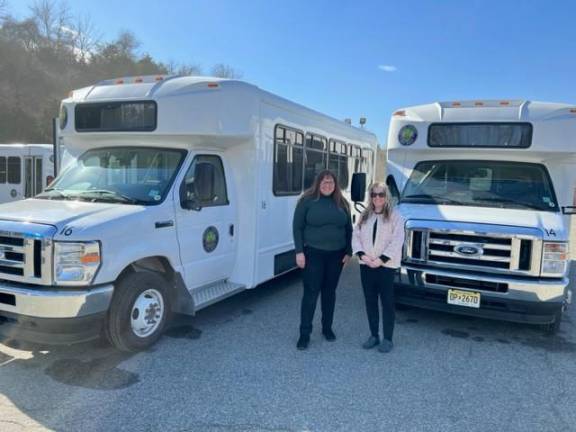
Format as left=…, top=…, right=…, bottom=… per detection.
left=406, top=228, right=538, bottom=276
left=0, top=232, right=50, bottom=284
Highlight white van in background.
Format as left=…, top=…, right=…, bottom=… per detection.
left=386, top=100, right=575, bottom=333
left=0, top=144, right=55, bottom=203
left=0, top=76, right=378, bottom=351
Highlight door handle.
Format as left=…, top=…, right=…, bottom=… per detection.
left=229, top=224, right=234, bottom=236
left=155, top=220, right=174, bottom=229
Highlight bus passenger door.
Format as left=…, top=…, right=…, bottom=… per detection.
left=24, top=156, right=44, bottom=198
left=175, top=154, right=237, bottom=290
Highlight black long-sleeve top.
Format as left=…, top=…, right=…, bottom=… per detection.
left=293, top=195, right=352, bottom=255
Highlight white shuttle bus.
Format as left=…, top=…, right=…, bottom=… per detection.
left=387, top=100, right=575, bottom=333
left=0, top=76, right=377, bottom=351
left=0, top=144, right=55, bottom=203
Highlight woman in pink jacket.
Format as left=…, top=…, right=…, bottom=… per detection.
left=352, top=182, right=405, bottom=353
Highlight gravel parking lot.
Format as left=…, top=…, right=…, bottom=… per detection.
left=1, top=253, right=575, bottom=432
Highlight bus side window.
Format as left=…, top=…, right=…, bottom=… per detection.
left=7, top=157, right=21, bottom=184
left=0, top=157, right=6, bottom=183
left=304, top=133, right=327, bottom=189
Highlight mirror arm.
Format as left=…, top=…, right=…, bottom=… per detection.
left=354, top=202, right=366, bottom=213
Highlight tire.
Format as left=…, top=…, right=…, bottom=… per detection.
left=105, top=271, right=171, bottom=352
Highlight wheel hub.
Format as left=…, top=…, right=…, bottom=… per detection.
left=131, top=289, right=164, bottom=338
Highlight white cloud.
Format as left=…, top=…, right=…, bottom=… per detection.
left=378, top=65, right=397, bottom=72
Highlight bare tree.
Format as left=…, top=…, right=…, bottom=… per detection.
left=0, top=0, right=9, bottom=23
left=115, top=30, right=139, bottom=56
left=210, top=63, right=242, bottom=79
left=164, top=59, right=178, bottom=75
left=178, top=63, right=202, bottom=76
left=29, top=0, right=72, bottom=48
left=72, top=13, right=100, bottom=62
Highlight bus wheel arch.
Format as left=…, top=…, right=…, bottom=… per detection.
left=105, top=257, right=180, bottom=351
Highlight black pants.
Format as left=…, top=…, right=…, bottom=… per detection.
left=360, top=265, right=396, bottom=341
left=299, top=247, right=345, bottom=336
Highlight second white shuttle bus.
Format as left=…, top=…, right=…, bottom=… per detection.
left=0, top=144, right=55, bottom=203
left=387, top=100, right=574, bottom=333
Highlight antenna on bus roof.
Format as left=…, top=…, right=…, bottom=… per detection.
left=344, top=118, right=352, bottom=125
left=359, top=117, right=367, bottom=128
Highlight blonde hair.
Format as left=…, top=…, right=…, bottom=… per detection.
left=358, top=182, right=393, bottom=226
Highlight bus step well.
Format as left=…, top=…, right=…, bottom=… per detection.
left=191, top=280, right=245, bottom=312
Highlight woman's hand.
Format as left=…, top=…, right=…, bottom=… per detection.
left=372, top=258, right=384, bottom=268
left=296, top=252, right=306, bottom=269
left=360, top=255, right=373, bottom=265
left=342, top=254, right=351, bottom=266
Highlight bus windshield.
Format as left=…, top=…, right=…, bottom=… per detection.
left=401, top=160, right=559, bottom=212
left=36, top=147, right=186, bottom=205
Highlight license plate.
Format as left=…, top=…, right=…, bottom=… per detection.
left=447, top=289, right=481, bottom=308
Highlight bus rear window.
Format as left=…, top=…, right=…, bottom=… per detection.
left=428, top=123, right=532, bottom=148
left=75, top=101, right=157, bottom=132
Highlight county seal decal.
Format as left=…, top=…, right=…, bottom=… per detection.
left=398, top=125, right=418, bottom=146
left=203, top=226, right=219, bottom=253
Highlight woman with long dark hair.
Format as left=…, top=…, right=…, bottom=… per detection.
left=352, top=182, right=405, bottom=353
left=293, top=170, right=352, bottom=350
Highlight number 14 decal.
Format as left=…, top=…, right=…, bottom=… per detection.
left=544, top=228, right=556, bottom=237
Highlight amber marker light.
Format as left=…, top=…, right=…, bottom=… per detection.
left=80, top=253, right=101, bottom=264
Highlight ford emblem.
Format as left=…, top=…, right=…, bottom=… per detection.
left=454, top=244, right=483, bottom=257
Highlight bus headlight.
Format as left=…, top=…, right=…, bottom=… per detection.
left=54, top=241, right=101, bottom=285
left=541, top=242, right=568, bottom=277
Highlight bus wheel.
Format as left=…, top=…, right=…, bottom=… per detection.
left=105, top=272, right=171, bottom=352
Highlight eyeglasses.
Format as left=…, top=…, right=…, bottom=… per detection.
left=370, top=192, right=386, bottom=198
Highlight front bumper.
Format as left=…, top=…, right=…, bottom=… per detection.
left=395, top=265, right=569, bottom=325
left=0, top=281, right=113, bottom=344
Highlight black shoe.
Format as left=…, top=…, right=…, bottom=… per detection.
left=297, top=335, right=310, bottom=350
left=378, top=339, right=393, bottom=353
left=362, top=336, right=380, bottom=349
left=322, top=328, right=336, bottom=341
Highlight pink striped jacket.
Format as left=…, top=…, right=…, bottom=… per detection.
left=352, top=210, right=405, bottom=269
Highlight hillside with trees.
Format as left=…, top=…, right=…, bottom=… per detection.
left=0, top=0, right=240, bottom=143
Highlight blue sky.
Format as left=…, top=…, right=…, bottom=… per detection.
left=9, top=0, right=576, bottom=145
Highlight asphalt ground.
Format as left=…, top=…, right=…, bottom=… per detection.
left=1, top=251, right=576, bottom=432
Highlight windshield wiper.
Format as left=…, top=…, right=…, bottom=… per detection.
left=75, top=189, right=141, bottom=204
left=36, top=188, right=74, bottom=200
left=401, top=194, right=462, bottom=205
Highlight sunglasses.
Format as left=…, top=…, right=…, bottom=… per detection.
left=370, top=192, right=386, bottom=198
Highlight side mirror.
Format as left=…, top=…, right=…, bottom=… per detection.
left=183, top=198, right=202, bottom=211
left=351, top=173, right=366, bottom=203
left=180, top=182, right=202, bottom=211
left=386, top=175, right=400, bottom=204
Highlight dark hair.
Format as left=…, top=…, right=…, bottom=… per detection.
left=300, top=170, right=350, bottom=213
